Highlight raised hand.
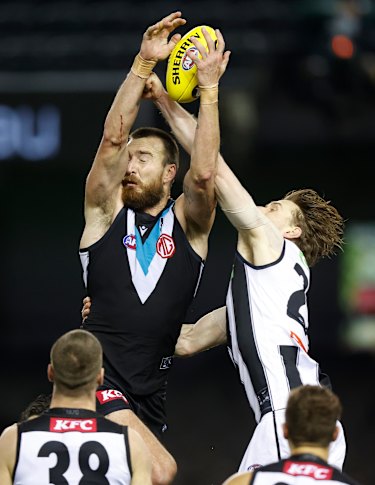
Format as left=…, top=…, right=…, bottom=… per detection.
left=139, top=11, right=187, bottom=62
left=186, top=28, right=230, bottom=88
left=142, top=72, right=166, bottom=101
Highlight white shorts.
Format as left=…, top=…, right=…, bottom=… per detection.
left=238, top=409, right=346, bottom=472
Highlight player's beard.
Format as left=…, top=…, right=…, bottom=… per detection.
left=122, top=177, right=165, bottom=212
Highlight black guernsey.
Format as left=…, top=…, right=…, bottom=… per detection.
left=79, top=202, right=203, bottom=396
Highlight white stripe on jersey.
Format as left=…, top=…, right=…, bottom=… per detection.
left=227, top=240, right=346, bottom=471
left=126, top=205, right=175, bottom=304
left=227, top=240, right=317, bottom=422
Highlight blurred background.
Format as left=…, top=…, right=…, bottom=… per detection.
left=1, top=0, right=375, bottom=483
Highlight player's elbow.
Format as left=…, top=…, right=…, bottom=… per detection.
left=152, top=456, right=177, bottom=485
left=193, top=170, right=215, bottom=187
left=174, top=340, right=194, bottom=358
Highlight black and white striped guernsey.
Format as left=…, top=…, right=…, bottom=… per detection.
left=14, top=408, right=132, bottom=484
left=249, top=454, right=360, bottom=484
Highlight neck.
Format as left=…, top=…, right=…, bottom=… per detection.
left=143, top=195, right=171, bottom=216
left=290, top=445, right=329, bottom=462
left=50, top=392, right=96, bottom=412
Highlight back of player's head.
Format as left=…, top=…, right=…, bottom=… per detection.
left=286, top=385, right=342, bottom=447
left=50, top=329, right=102, bottom=391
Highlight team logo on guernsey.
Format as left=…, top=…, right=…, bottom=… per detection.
left=284, top=461, right=333, bottom=479
left=50, top=417, right=97, bottom=432
left=160, top=355, right=173, bottom=369
left=156, top=234, right=175, bottom=258
left=247, top=464, right=262, bottom=472
left=125, top=205, right=176, bottom=303
left=96, top=389, right=129, bottom=404
left=123, top=234, right=136, bottom=250
left=182, top=48, right=198, bottom=70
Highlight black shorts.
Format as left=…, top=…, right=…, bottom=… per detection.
left=96, top=381, right=168, bottom=440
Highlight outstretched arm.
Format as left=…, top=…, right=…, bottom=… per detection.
left=173, top=29, right=230, bottom=258
left=81, top=12, right=187, bottom=248
left=174, top=306, right=227, bottom=357
left=146, top=74, right=282, bottom=264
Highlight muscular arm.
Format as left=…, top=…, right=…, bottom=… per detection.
left=81, top=12, right=186, bottom=248
left=128, top=427, right=153, bottom=485
left=152, top=78, right=282, bottom=264
left=172, top=29, right=230, bottom=258
left=0, top=424, right=17, bottom=485
left=109, top=409, right=176, bottom=485
left=174, top=306, right=227, bottom=357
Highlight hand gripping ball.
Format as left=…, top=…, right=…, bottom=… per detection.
left=166, top=25, right=217, bottom=103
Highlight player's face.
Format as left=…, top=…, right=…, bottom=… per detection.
left=122, top=137, right=167, bottom=211
left=259, top=199, right=300, bottom=233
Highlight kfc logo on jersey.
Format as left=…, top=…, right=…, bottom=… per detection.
left=123, top=234, right=136, bottom=250
left=156, top=234, right=175, bottom=258
left=96, top=389, right=129, bottom=405
left=50, top=418, right=97, bottom=432
left=284, top=461, right=333, bottom=480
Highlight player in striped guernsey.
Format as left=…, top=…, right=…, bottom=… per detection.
left=222, top=385, right=360, bottom=485
left=140, top=72, right=347, bottom=473
left=0, top=329, right=152, bottom=485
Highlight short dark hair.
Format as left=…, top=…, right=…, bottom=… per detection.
left=130, top=126, right=180, bottom=171
left=50, top=329, right=102, bottom=392
left=286, top=385, right=342, bottom=447
left=284, top=188, right=345, bottom=267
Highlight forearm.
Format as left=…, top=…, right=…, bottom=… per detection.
left=154, top=93, right=197, bottom=155
left=104, top=56, right=156, bottom=147
left=190, top=86, right=219, bottom=183
left=175, top=306, right=227, bottom=357
left=215, top=155, right=266, bottom=231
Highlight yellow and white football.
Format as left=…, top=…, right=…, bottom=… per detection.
left=166, top=25, right=217, bottom=103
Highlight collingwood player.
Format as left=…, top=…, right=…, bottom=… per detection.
left=0, top=329, right=152, bottom=485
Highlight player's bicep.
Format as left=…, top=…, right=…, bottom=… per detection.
left=184, top=170, right=217, bottom=224
left=85, top=140, right=127, bottom=208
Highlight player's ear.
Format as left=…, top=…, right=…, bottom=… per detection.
left=332, top=425, right=339, bottom=442
left=164, top=163, right=177, bottom=184
left=282, top=423, right=288, bottom=439
left=97, top=367, right=104, bottom=386
left=284, top=225, right=302, bottom=240
left=47, top=363, right=54, bottom=383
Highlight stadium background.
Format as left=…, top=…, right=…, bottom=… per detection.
left=1, top=1, right=374, bottom=483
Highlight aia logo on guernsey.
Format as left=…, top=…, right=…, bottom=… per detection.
left=284, top=461, right=333, bottom=480
left=156, top=234, right=175, bottom=258
left=123, top=234, right=136, bottom=250
left=50, top=418, right=97, bottom=433
left=182, top=48, right=198, bottom=70
left=96, top=389, right=129, bottom=405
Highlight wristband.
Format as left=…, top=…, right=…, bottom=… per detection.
left=131, top=54, right=157, bottom=79
left=198, top=84, right=219, bottom=105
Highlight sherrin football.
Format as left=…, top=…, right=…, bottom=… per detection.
left=166, top=25, right=217, bottom=103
